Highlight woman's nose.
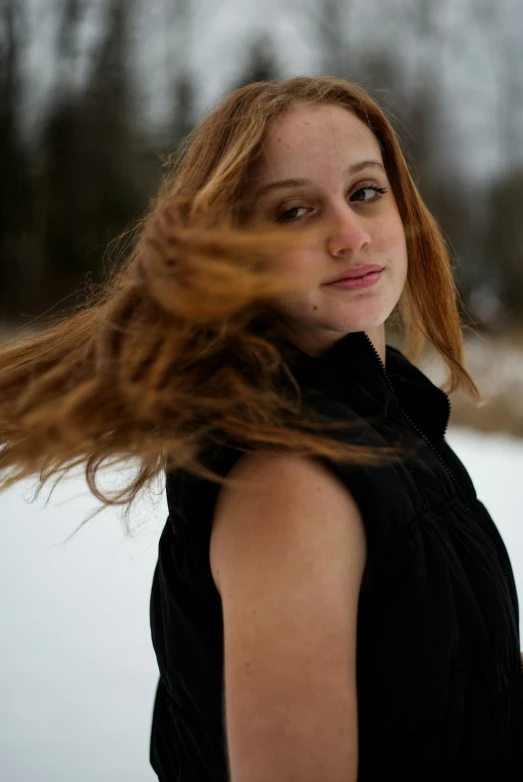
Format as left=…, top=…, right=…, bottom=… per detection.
left=327, top=206, right=371, bottom=257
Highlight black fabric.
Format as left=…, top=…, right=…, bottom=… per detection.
left=149, top=330, right=523, bottom=780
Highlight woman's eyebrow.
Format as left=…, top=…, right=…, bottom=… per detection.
left=254, top=159, right=386, bottom=199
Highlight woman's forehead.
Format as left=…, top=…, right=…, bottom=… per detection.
left=255, top=105, right=383, bottom=175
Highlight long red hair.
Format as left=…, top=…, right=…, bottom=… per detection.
left=0, top=75, right=480, bottom=534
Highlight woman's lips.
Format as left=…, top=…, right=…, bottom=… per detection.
left=324, top=269, right=384, bottom=290
left=324, top=264, right=384, bottom=284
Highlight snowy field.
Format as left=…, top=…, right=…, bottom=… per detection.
left=1, top=426, right=523, bottom=782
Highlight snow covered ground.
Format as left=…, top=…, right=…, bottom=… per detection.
left=1, top=426, right=523, bottom=782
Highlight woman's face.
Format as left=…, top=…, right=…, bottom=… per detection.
left=247, top=103, right=408, bottom=358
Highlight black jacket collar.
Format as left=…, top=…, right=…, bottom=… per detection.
left=279, top=330, right=451, bottom=450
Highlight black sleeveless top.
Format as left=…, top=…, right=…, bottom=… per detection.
left=149, top=330, right=523, bottom=780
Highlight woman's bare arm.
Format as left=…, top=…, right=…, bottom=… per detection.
left=210, top=452, right=367, bottom=782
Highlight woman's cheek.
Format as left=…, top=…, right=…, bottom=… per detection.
left=374, top=212, right=406, bottom=249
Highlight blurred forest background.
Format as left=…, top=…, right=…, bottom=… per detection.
left=1, top=0, right=523, bottom=434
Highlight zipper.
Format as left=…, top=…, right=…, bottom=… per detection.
left=365, top=335, right=523, bottom=673
left=363, top=334, right=457, bottom=486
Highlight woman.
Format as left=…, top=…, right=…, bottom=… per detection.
left=1, top=76, right=522, bottom=780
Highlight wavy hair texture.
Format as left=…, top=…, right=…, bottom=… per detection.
left=0, top=75, right=481, bottom=536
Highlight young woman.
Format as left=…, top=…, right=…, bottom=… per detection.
left=1, top=76, right=522, bottom=781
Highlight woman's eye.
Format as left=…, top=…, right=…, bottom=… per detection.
left=276, top=206, right=309, bottom=222
left=351, top=186, right=388, bottom=203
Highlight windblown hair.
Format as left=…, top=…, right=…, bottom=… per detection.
left=0, top=75, right=480, bottom=535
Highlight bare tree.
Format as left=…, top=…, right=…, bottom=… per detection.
left=30, top=0, right=145, bottom=313
left=233, top=33, right=280, bottom=89
left=0, top=0, right=36, bottom=320
left=475, top=0, right=523, bottom=170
